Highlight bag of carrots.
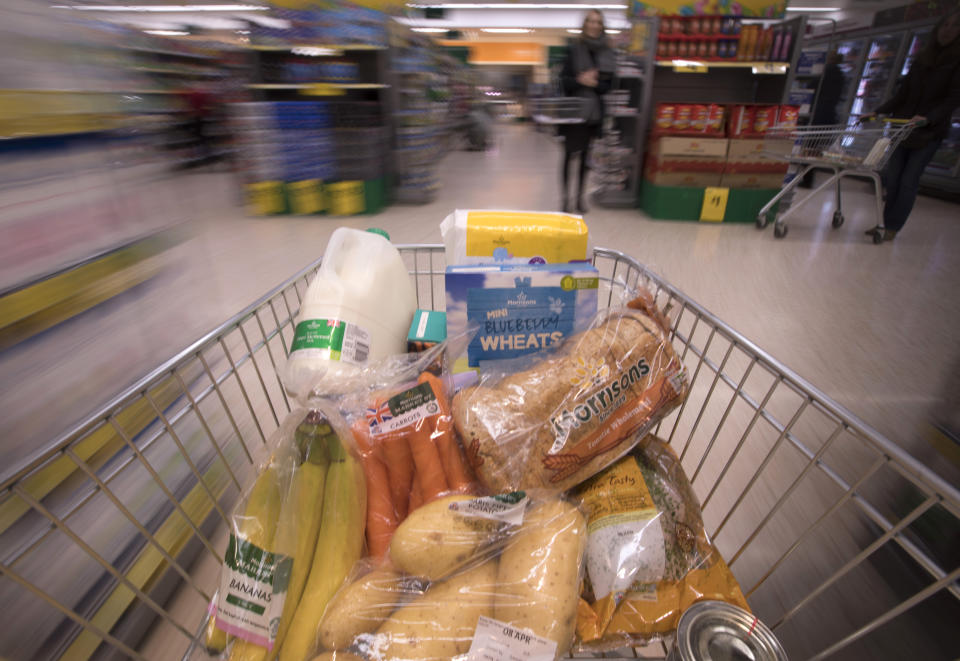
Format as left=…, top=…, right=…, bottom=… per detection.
left=339, top=345, right=483, bottom=559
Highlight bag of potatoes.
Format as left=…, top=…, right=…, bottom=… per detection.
left=452, top=294, right=688, bottom=493
left=314, top=494, right=587, bottom=661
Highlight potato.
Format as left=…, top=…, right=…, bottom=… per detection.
left=390, top=495, right=507, bottom=581
left=365, top=558, right=498, bottom=660
left=318, top=568, right=413, bottom=650
left=494, top=499, right=586, bottom=656
left=310, top=652, right=365, bottom=661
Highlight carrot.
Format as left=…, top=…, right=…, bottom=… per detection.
left=418, top=372, right=476, bottom=493
left=408, top=471, right=424, bottom=512
left=373, top=402, right=415, bottom=521
left=351, top=421, right=397, bottom=557
left=406, top=415, right=449, bottom=503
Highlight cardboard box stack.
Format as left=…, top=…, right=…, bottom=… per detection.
left=641, top=102, right=800, bottom=221
left=646, top=102, right=798, bottom=191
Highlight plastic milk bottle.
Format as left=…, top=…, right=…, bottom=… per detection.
left=282, top=228, right=416, bottom=397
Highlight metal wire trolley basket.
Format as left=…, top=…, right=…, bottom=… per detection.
left=755, top=119, right=915, bottom=241
left=529, top=97, right=588, bottom=125
left=1, top=246, right=957, bottom=660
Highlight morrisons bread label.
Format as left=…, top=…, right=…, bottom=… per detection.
left=549, top=356, right=651, bottom=452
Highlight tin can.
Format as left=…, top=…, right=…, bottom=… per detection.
left=677, top=40, right=688, bottom=58
left=673, top=104, right=693, bottom=131
left=688, top=17, right=701, bottom=35
left=690, top=104, right=709, bottom=132
left=668, top=601, right=787, bottom=661
left=655, top=103, right=676, bottom=131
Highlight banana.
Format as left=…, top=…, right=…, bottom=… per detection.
left=231, top=415, right=334, bottom=661
left=279, top=432, right=366, bottom=661
left=218, top=462, right=282, bottom=660
left=266, top=413, right=333, bottom=660
left=204, top=602, right=228, bottom=654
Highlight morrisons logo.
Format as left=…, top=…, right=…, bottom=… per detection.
left=549, top=357, right=650, bottom=440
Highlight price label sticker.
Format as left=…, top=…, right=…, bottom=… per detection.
left=467, top=616, right=557, bottom=661
left=302, top=83, right=346, bottom=96
left=699, top=186, right=729, bottom=222
left=673, top=64, right=708, bottom=73
left=752, top=63, right=788, bottom=74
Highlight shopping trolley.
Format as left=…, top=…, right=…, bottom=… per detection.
left=756, top=119, right=915, bottom=241
left=1, top=246, right=957, bottom=661
left=529, top=97, right=587, bottom=125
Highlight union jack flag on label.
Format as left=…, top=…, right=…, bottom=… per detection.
left=366, top=401, right=393, bottom=432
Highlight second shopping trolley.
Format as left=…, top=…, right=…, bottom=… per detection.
left=756, top=118, right=915, bottom=241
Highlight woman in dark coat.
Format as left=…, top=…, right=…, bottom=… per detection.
left=559, top=9, right=615, bottom=213
left=866, top=9, right=960, bottom=242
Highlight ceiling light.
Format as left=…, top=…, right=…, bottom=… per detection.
left=144, top=29, right=189, bottom=35
left=785, top=6, right=839, bottom=11
left=481, top=27, right=532, bottom=33
left=407, top=3, right=627, bottom=9
left=412, top=27, right=449, bottom=32
left=52, top=4, right=268, bottom=11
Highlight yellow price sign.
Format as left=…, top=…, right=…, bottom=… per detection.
left=700, top=186, right=729, bottom=222
left=302, top=83, right=346, bottom=96
left=247, top=181, right=286, bottom=216
left=287, top=180, right=324, bottom=215
left=673, top=63, right=708, bottom=73
left=328, top=181, right=365, bottom=216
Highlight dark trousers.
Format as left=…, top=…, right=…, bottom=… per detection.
left=882, top=140, right=941, bottom=232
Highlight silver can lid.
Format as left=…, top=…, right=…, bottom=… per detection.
left=675, top=601, right=787, bottom=661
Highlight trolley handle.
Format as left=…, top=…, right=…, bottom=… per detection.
left=857, top=113, right=926, bottom=127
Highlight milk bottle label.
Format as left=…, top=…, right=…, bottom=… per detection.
left=290, top=318, right=370, bottom=366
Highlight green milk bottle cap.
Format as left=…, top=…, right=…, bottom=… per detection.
left=366, top=228, right=390, bottom=240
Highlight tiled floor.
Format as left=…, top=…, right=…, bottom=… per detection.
left=2, top=122, right=958, bottom=660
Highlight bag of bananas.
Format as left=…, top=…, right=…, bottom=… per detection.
left=205, top=406, right=367, bottom=661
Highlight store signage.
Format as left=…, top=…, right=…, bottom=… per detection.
left=700, top=186, right=729, bottom=222
left=632, top=0, right=786, bottom=18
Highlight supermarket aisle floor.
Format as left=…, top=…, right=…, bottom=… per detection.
left=2, top=123, right=957, bottom=483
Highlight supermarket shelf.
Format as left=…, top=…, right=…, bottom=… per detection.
left=655, top=60, right=789, bottom=71
left=0, top=233, right=170, bottom=351
left=247, top=43, right=387, bottom=52
left=131, top=67, right=223, bottom=77
left=126, top=45, right=216, bottom=60
left=657, top=33, right=734, bottom=41
left=247, top=82, right=389, bottom=89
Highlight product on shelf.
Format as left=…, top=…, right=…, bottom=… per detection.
left=652, top=103, right=725, bottom=136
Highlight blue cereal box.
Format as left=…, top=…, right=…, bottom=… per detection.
left=445, top=263, right=599, bottom=372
